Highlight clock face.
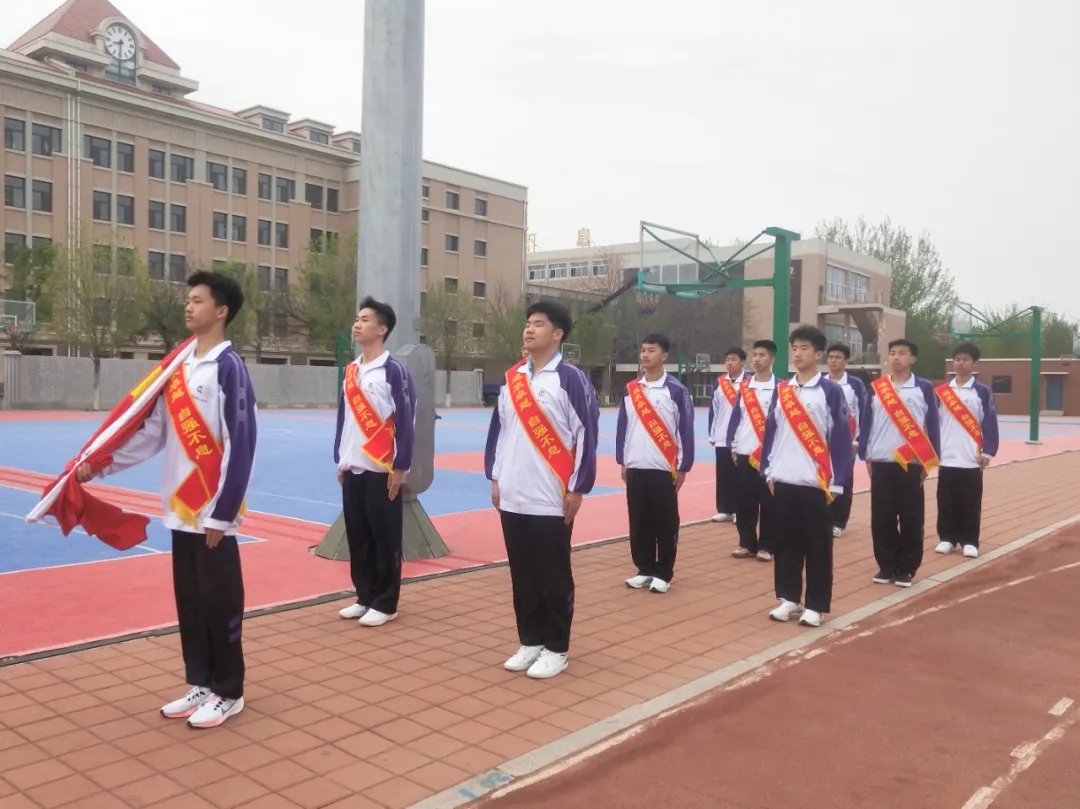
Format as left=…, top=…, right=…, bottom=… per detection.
left=104, top=24, right=136, bottom=61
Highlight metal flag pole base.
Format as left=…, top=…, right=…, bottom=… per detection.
left=313, top=488, right=449, bottom=562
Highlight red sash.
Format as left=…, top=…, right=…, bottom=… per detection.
left=776, top=381, right=835, bottom=502
left=741, top=386, right=769, bottom=470
left=506, top=362, right=576, bottom=492
left=871, top=376, right=940, bottom=471
left=164, top=370, right=225, bottom=527
left=718, top=374, right=746, bottom=407
left=344, top=365, right=397, bottom=472
left=936, top=383, right=983, bottom=456
left=628, top=380, right=678, bottom=479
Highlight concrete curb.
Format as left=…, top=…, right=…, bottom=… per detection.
left=408, top=511, right=1080, bottom=808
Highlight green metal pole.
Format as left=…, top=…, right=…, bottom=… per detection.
left=1027, top=306, right=1042, bottom=444
left=771, top=234, right=792, bottom=377
left=336, top=331, right=348, bottom=394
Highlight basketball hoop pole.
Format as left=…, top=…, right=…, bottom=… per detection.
left=767, top=227, right=799, bottom=376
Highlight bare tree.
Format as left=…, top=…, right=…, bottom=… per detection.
left=483, top=281, right=528, bottom=366
left=421, top=284, right=485, bottom=406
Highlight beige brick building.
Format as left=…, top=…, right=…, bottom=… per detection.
left=1, top=0, right=527, bottom=362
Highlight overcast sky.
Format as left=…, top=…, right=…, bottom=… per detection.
left=6, top=0, right=1078, bottom=320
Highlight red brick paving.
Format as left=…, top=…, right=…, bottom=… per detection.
left=1, top=452, right=1078, bottom=808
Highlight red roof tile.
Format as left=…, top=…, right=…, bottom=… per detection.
left=9, top=0, right=181, bottom=71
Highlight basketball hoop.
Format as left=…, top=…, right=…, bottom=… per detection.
left=636, top=289, right=660, bottom=316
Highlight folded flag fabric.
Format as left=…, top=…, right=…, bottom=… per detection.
left=25, top=337, right=197, bottom=550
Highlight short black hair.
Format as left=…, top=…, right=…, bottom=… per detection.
left=827, top=343, right=851, bottom=359
left=358, top=296, right=397, bottom=338
left=724, top=347, right=747, bottom=361
left=888, top=338, right=919, bottom=357
left=953, top=341, right=981, bottom=362
left=641, top=332, right=671, bottom=353
left=526, top=301, right=573, bottom=342
left=752, top=339, right=777, bottom=356
left=187, top=271, right=244, bottom=326
left=789, top=324, right=827, bottom=352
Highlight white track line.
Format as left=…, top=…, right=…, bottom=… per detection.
left=961, top=700, right=1077, bottom=809
left=1050, top=698, right=1074, bottom=716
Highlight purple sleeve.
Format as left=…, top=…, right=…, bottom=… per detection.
left=386, top=360, right=415, bottom=471
left=759, top=385, right=780, bottom=477
left=725, top=391, right=742, bottom=448
left=919, top=378, right=942, bottom=457
left=559, top=364, right=598, bottom=494
left=615, top=384, right=629, bottom=466
left=672, top=380, right=696, bottom=472
left=858, top=383, right=875, bottom=460
left=976, top=382, right=1000, bottom=457
left=825, top=381, right=853, bottom=488
left=333, top=387, right=345, bottom=465
left=851, top=377, right=867, bottom=414
left=484, top=391, right=502, bottom=480
left=211, top=351, right=257, bottom=524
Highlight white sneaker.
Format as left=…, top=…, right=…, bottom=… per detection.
left=161, top=686, right=210, bottom=719
left=625, top=575, right=652, bottom=589
left=187, top=694, right=244, bottom=729
left=963, top=544, right=979, bottom=558
left=934, top=541, right=955, bottom=554
left=504, top=645, right=544, bottom=672
left=832, top=526, right=843, bottom=538
left=339, top=603, right=368, bottom=619
left=359, top=609, right=397, bottom=627
left=649, top=578, right=670, bottom=593
left=769, top=600, right=803, bottom=622
left=711, top=513, right=734, bottom=523
left=526, top=650, right=568, bottom=679
left=799, top=609, right=823, bottom=628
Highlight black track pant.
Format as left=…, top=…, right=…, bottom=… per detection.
left=500, top=511, right=575, bottom=654
left=936, top=466, right=984, bottom=548
left=715, top=446, right=737, bottom=514
left=771, top=483, right=834, bottom=613
left=626, top=467, right=680, bottom=582
left=342, top=470, right=404, bottom=615
left=870, top=462, right=926, bottom=577
left=735, top=454, right=774, bottom=554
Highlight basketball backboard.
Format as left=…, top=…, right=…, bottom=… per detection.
left=695, top=353, right=711, bottom=372
left=563, top=343, right=581, bottom=365
left=2, top=300, right=35, bottom=335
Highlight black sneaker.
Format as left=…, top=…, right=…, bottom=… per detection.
left=894, top=572, right=914, bottom=588
left=872, top=569, right=894, bottom=584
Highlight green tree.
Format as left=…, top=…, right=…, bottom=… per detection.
left=421, top=284, right=485, bottom=404
left=142, top=275, right=188, bottom=353
left=961, top=306, right=1078, bottom=359
left=212, top=261, right=291, bottom=363
left=571, top=311, right=615, bottom=369
left=483, top=282, right=528, bottom=365
left=46, top=237, right=150, bottom=410
left=289, top=232, right=358, bottom=354
left=2, top=241, right=56, bottom=352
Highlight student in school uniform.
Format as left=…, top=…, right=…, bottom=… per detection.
left=708, top=347, right=750, bottom=522
left=616, top=333, right=695, bottom=594
left=77, top=271, right=257, bottom=729
left=760, top=325, right=852, bottom=628
left=485, top=301, right=599, bottom=680
left=335, top=297, right=417, bottom=628
left=825, top=343, right=867, bottom=537
left=934, top=342, right=999, bottom=559
left=725, top=339, right=777, bottom=561
left=859, top=338, right=941, bottom=588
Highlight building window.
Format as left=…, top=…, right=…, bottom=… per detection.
left=275, top=222, right=289, bottom=248
left=4, top=175, right=25, bottom=208
left=444, top=277, right=458, bottom=293
left=206, top=161, right=228, bottom=191
left=445, top=234, right=459, bottom=252
left=548, top=263, right=568, bottom=279
left=850, top=272, right=869, bottom=302
left=527, top=264, right=546, bottom=281
left=570, top=261, right=590, bottom=278
left=422, top=183, right=429, bottom=199
left=262, top=118, right=285, bottom=133
left=148, top=251, right=165, bottom=280
left=446, top=190, right=459, bottom=210
left=169, top=254, right=186, bottom=282
left=309, top=131, right=330, bottom=145
left=232, top=215, right=246, bottom=242
left=826, top=265, right=846, bottom=301
left=475, top=198, right=487, bottom=217
left=310, top=229, right=324, bottom=251
left=327, top=188, right=339, bottom=212
left=32, top=236, right=51, bottom=249
left=148, top=149, right=165, bottom=179
left=92, top=244, right=112, bottom=274
left=420, top=247, right=428, bottom=266
left=116, top=142, right=134, bottom=173
left=84, top=135, right=111, bottom=168
left=258, top=173, right=272, bottom=200
left=170, top=204, right=187, bottom=233
left=474, top=240, right=487, bottom=258
left=473, top=281, right=486, bottom=299
left=350, top=140, right=361, bottom=154
left=31, top=124, right=62, bottom=156
left=257, top=265, right=271, bottom=291
left=4, top=118, right=25, bottom=151
left=232, top=167, right=247, bottom=195
left=92, top=191, right=111, bottom=221
left=591, top=260, right=608, bottom=276
left=991, top=375, right=1012, bottom=394
left=258, top=219, right=271, bottom=246
left=212, top=212, right=228, bottom=239
left=274, top=268, right=288, bottom=289
left=4, top=233, right=26, bottom=265
left=421, top=208, right=429, bottom=222
left=305, top=183, right=323, bottom=210
left=116, top=194, right=134, bottom=226
left=148, top=200, right=165, bottom=230
left=472, top=322, right=485, bottom=339
left=170, top=154, right=194, bottom=183
left=276, top=177, right=295, bottom=203
left=117, top=247, right=136, bottom=275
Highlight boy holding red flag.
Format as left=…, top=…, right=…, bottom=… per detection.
left=858, top=338, right=941, bottom=588
left=934, top=342, right=998, bottom=559
left=73, top=271, right=256, bottom=729
left=616, top=333, right=695, bottom=594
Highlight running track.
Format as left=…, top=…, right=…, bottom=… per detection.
left=479, top=522, right=1080, bottom=809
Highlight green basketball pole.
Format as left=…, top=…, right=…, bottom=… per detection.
left=765, top=227, right=799, bottom=376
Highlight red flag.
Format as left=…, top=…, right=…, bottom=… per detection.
left=27, top=337, right=197, bottom=550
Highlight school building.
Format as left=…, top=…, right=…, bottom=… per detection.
left=945, top=357, right=1080, bottom=417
